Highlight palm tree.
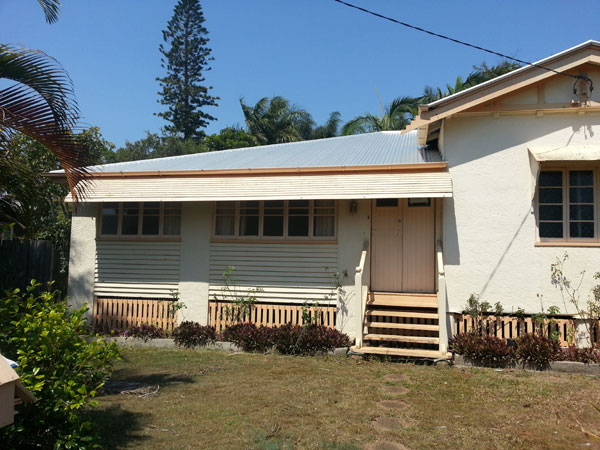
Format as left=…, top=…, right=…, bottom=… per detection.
left=341, top=96, right=421, bottom=135
left=0, top=45, right=91, bottom=198
left=240, top=96, right=314, bottom=145
left=311, top=111, right=342, bottom=139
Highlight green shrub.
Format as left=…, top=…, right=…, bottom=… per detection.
left=450, top=333, right=515, bottom=367
left=172, top=321, right=217, bottom=348
left=515, top=333, right=561, bottom=370
left=221, top=323, right=275, bottom=352
left=274, top=324, right=351, bottom=356
left=0, top=282, right=120, bottom=449
left=221, top=323, right=351, bottom=355
left=124, top=324, right=167, bottom=342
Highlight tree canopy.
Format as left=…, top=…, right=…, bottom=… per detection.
left=156, top=0, right=218, bottom=139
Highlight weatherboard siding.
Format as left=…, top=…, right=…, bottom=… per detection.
left=208, top=242, right=339, bottom=305
left=94, top=240, right=181, bottom=298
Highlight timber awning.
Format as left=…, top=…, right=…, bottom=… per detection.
left=66, top=171, right=453, bottom=203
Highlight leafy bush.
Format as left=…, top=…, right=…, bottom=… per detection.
left=221, top=323, right=352, bottom=355
left=557, top=345, right=600, bottom=364
left=221, top=322, right=275, bottom=352
left=274, top=324, right=352, bottom=356
left=172, top=321, right=217, bottom=348
left=0, top=282, right=120, bottom=449
left=123, top=324, right=167, bottom=342
left=514, top=333, right=561, bottom=370
left=450, top=333, right=515, bottom=367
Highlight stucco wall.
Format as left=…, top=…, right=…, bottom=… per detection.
left=67, top=202, right=97, bottom=318
left=178, top=202, right=211, bottom=324
left=442, top=113, right=600, bottom=315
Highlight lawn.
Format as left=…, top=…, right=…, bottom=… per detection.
left=90, top=348, right=600, bottom=450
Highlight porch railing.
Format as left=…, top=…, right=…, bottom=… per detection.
left=354, top=241, right=368, bottom=348
left=436, top=240, right=448, bottom=354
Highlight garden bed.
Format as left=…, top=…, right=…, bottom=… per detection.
left=94, top=336, right=350, bottom=356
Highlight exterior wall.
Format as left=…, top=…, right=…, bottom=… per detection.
left=67, top=202, right=98, bottom=318
left=70, top=198, right=372, bottom=337
left=178, top=202, right=211, bottom=324
left=95, top=241, right=181, bottom=297
left=442, top=112, right=600, bottom=315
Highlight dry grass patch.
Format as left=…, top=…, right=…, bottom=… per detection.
left=89, top=349, right=600, bottom=449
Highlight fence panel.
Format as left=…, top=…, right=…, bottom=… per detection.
left=452, top=313, right=579, bottom=347
left=0, top=240, right=54, bottom=292
left=208, top=301, right=337, bottom=332
left=92, top=297, right=176, bottom=332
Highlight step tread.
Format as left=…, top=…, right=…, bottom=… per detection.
left=364, top=334, right=439, bottom=344
left=368, top=292, right=438, bottom=308
left=352, top=346, right=450, bottom=359
left=367, top=322, right=439, bottom=331
left=366, top=310, right=438, bottom=319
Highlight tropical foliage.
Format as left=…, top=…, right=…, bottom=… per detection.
left=342, top=61, right=521, bottom=134
left=0, top=282, right=120, bottom=449
left=156, top=0, right=219, bottom=139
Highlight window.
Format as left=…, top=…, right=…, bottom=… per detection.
left=213, top=200, right=337, bottom=240
left=99, top=202, right=182, bottom=237
left=537, top=168, right=597, bottom=242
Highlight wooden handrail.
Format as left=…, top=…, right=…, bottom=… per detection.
left=436, top=240, right=448, bottom=354
left=355, top=240, right=369, bottom=348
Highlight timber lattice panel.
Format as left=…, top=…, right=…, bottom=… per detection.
left=208, top=301, right=336, bottom=332
left=92, top=297, right=176, bottom=332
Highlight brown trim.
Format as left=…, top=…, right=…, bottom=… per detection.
left=72, top=162, right=448, bottom=179
left=211, top=239, right=337, bottom=245
left=96, top=237, right=182, bottom=242
left=535, top=242, right=600, bottom=248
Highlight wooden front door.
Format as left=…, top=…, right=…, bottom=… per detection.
left=371, top=198, right=435, bottom=293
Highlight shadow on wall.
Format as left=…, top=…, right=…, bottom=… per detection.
left=443, top=197, right=460, bottom=266
left=479, top=207, right=530, bottom=297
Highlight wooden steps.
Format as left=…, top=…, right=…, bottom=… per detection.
left=357, top=291, right=441, bottom=359
left=352, top=346, right=449, bottom=359
left=367, top=292, right=437, bottom=308
left=364, top=334, right=439, bottom=344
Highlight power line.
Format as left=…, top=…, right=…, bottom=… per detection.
left=331, top=0, right=588, bottom=84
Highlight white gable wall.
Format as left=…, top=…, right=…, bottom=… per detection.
left=443, top=112, right=600, bottom=315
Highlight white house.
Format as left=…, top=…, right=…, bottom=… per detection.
left=58, top=41, right=600, bottom=358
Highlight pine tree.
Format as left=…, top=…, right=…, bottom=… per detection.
left=156, top=0, right=218, bottom=139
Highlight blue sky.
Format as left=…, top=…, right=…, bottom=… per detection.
left=2, top=0, right=599, bottom=147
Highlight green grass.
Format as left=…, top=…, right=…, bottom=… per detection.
left=89, top=349, right=600, bottom=449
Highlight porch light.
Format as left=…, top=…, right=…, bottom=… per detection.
left=349, top=200, right=358, bottom=214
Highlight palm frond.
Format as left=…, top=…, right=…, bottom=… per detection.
left=0, top=45, right=90, bottom=201
left=37, top=0, right=61, bottom=24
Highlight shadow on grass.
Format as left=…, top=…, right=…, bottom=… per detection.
left=98, top=369, right=196, bottom=396
left=87, top=404, right=151, bottom=450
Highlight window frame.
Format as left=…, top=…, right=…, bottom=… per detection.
left=536, top=165, right=599, bottom=244
left=98, top=202, right=182, bottom=239
left=212, top=200, right=337, bottom=241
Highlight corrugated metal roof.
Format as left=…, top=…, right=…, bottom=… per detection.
left=53, top=130, right=437, bottom=174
